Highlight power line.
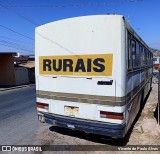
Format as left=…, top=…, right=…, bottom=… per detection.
left=0, top=38, right=33, bottom=50
left=1, top=0, right=81, bottom=56
left=0, top=0, right=144, bottom=29
left=0, top=35, right=34, bottom=44
left=0, top=0, right=145, bottom=55
left=0, top=0, right=36, bottom=54
left=0, top=42, right=33, bottom=53
left=149, top=43, right=160, bottom=45
left=35, top=31, right=112, bottom=77
left=0, top=39, right=33, bottom=52
left=0, top=0, right=39, bottom=26
left=0, top=24, right=34, bottom=40
left=0, top=38, right=34, bottom=53
left=36, top=31, right=78, bottom=56
left=0, top=0, right=143, bottom=8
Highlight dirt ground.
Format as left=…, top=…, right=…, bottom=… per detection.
left=31, top=78, right=160, bottom=154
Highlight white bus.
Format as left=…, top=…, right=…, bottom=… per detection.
left=35, top=15, right=153, bottom=138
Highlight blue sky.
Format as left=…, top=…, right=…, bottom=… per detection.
left=0, top=0, right=160, bottom=55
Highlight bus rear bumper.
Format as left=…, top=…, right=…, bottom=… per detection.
left=38, top=112, right=126, bottom=138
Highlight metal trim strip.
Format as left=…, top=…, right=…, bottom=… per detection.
left=36, top=77, right=152, bottom=106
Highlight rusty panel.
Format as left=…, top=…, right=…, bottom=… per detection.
left=0, top=54, right=16, bottom=85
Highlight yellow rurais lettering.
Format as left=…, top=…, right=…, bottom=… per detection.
left=39, top=54, right=113, bottom=76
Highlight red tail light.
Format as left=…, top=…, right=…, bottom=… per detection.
left=36, top=102, right=49, bottom=110
left=100, top=111, right=124, bottom=120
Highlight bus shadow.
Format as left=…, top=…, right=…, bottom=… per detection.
left=154, top=103, right=160, bottom=123
left=49, top=126, right=128, bottom=146
left=49, top=90, right=151, bottom=146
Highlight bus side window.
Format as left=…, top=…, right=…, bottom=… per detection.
left=148, top=51, right=149, bottom=65
left=148, top=52, right=150, bottom=65
left=144, top=49, right=147, bottom=65
left=142, top=47, right=145, bottom=66
left=146, top=50, right=148, bottom=65
left=128, top=34, right=132, bottom=70
left=139, top=45, right=142, bottom=66
left=132, top=39, right=136, bottom=68
left=136, top=41, right=140, bottom=67
left=151, top=54, right=153, bottom=65
left=150, top=53, right=153, bottom=65
left=147, top=50, right=149, bottom=65
left=150, top=52, right=152, bottom=65
left=149, top=52, right=151, bottom=65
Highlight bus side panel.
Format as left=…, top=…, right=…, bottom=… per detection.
left=125, top=71, right=141, bottom=132
left=125, top=72, right=152, bottom=132
left=125, top=91, right=142, bottom=132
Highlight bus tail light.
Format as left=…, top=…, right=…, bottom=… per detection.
left=100, top=111, right=124, bottom=120
left=36, top=102, right=49, bottom=110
